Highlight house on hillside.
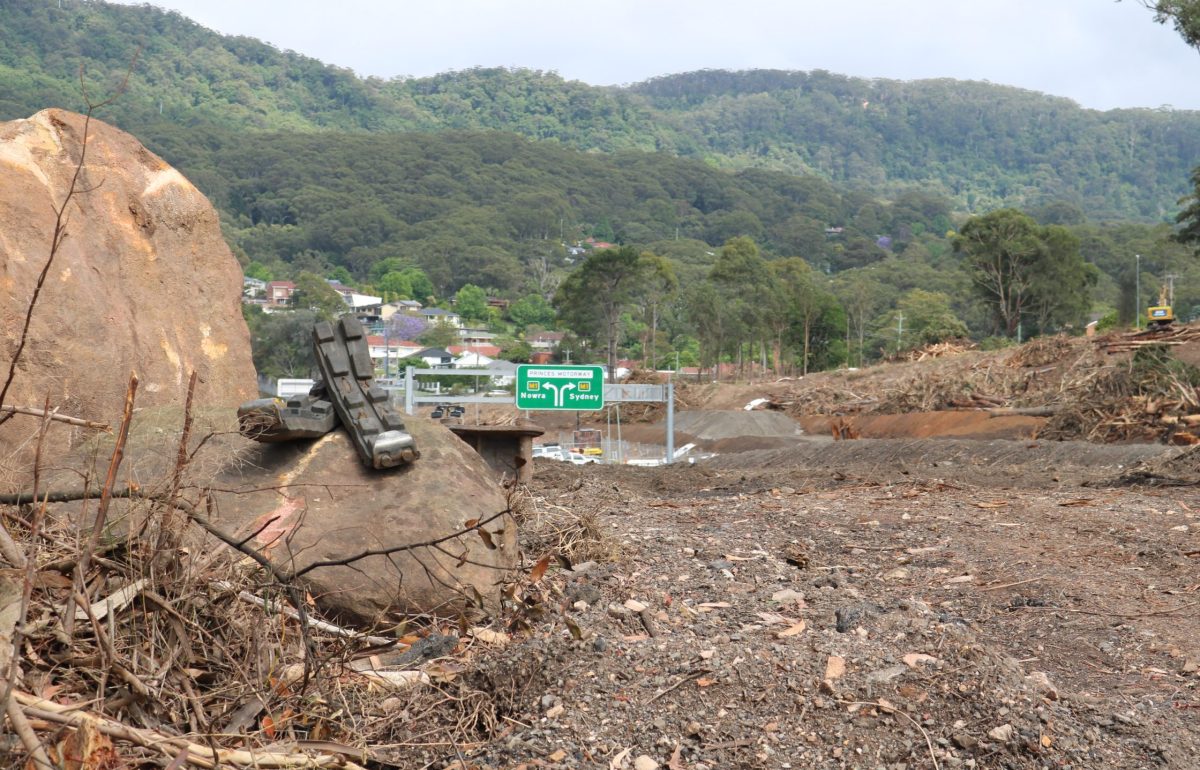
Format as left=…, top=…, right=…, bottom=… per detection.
left=458, top=328, right=497, bottom=346
left=528, top=331, right=565, bottom=352
left=367, top=335, right=422, bottom=374
left=243, top=277, right=266, bottom=298
left=452, top=350, right=495, bottom=368
left=415, top=347, right=454, bottom=368
left=419, top=308, right=462, bottom=328
left=381, top=299, right=423, bottom=321
left=265, top=281, right=295, bottom=306
left=324, top=280, right=383, bottom=318
left=485, top=359, right=518, bottom=386
left=449, top=344, right=502, bottom=368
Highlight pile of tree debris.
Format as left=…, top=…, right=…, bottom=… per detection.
left=712, top=330, right=1200, bottom=445
left=898, top=339, right=977, bottom=362
left=1100, top=323, right=1200, bottom=354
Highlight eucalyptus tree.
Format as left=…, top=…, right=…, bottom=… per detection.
left=707, top=237, right=773, bottom=376
left=556, top=246, right=662, bottom=380
left=953, top=209, right=1093, bottom=338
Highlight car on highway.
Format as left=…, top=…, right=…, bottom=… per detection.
left=533, top=444, right=599, bottom=464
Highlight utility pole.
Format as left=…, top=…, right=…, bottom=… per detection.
left=383, top=323, right=390, bottom=378
left=1135, top=254, right=1141, bottom=329
left=896, top=311, right=904, bottom=352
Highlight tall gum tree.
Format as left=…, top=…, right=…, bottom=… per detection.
left=708, top=237, right=772, bottom=378
left=555, top=246, right=651, bottom=381
left=953, top=209, right=1092, bottom=337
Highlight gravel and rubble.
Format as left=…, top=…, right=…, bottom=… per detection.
left=445, top=454, right=1200, bottom=769
left=7, top=345, right=1200, bottom=769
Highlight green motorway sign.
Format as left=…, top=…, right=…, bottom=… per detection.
left=515, top=365, right=605, bottom=410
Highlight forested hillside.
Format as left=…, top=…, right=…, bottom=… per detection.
left=4, top=0, right=1200, bottom=379
left=2, top=0, right=1198, bottom=221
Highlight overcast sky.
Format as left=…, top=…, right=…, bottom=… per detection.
left=108, top=0, right=1200, bottom=111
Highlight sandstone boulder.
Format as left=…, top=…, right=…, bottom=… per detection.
left=208, top=414, right=519, bottom=622
left=38, top=402, right=519, bottom=621
left=0, top=109, right=256, bottom=479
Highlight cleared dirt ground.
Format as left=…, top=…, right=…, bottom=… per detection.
left=461, top=337, right=1200, bottom=769
left=470, top=437, right=1200, bottom=769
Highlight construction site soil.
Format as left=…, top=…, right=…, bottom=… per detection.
left=495, top=444, right=1200, bottom=770
left=432, top=333, right=1200, bottom=769
left=7, top=332, right=1200, bottom=770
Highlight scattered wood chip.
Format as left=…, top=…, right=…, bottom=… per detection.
left=903, top=653, right=939, bottom=668
left=469, top=627, right=510, bottom=645
left=770, top=588, right=805, bottom=605
left=775, top=621, right=807, bottom=638
left=73, top=578, right=148, bottom=621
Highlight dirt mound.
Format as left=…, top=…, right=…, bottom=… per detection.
left=674, top=409, right=804, bottom=440
left=800, top=410, right=1044, bottom=440
left=680, top=330, right=1200, bottom=445
left=706, top=437, right=1177, bottom=488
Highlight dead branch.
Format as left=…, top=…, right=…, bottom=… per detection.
left=0, top=405, right=110, bottom=430
left=156, top=370, right=197, bottom=573
left=987, top=406, right=1057, bottom=417
left=214, top=580, right=394, bottom=647
left=13, top=690, right=368, bottom=769
left=5, top=696, right=55, bottom=770
left=65, top=372, right=136, bottom=639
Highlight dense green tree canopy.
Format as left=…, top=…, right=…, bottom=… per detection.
left=954, top=210, right=1094, bottom=337
left=556, top=247, right=656, bottom=379
left=2, top=0, right=1198, bottom=226
left=5, top=0, right=1199, bottom=380
left=454, top=284, right=490, bottom=323
left=291, top=271, right=346, bottom=317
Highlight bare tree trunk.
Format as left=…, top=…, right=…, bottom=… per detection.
left=802, top=318, right=812, bottom=376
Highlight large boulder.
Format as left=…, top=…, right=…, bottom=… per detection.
left=0, top=109, right=256, bottom=479
left=37, top=406, right=519, bottom=622
left=39, top=408, right=519, bottom=621
left=208, top=414, right=519, bottom=622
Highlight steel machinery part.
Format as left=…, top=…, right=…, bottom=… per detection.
left=236, top=381, right=337, bottom=442
left=311, top=317, right=419, bottom=468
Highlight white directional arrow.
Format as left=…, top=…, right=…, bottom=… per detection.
left=543, top=382, right=560, bottom=406
left=558, top=382, right=575, bottom=407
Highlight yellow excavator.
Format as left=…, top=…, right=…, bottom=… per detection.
left=1147, top=285, right=1175, bottom=328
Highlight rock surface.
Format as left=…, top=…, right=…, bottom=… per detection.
left=209, top=414, right=519, bottom=622
left=0, top=109, right=255, bottom=478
